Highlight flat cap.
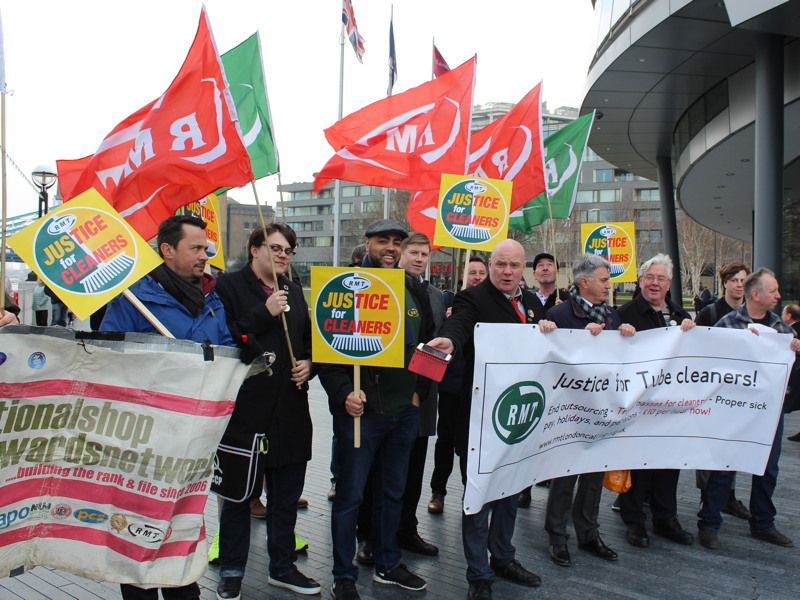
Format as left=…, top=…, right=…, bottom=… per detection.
left=364, top=218, right=408, bottom=239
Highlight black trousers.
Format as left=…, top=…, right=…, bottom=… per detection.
left=619, top=469, right=680, bottom=525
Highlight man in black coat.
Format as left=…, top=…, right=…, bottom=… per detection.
left=427, top=239, right=551, bottom=600
left=616, top=254, right=696, bottom=550
left=214, top=223, right=319, bottom=599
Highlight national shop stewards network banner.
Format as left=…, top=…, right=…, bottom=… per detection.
left=463, top=324, right=795, bottom=514
left=0, top=328, right=249, bottom=586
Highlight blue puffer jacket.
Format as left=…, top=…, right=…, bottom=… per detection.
left=100, top=274, right=233, bottom=346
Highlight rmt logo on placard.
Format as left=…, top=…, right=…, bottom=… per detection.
left=492, top=382, right=546, bottom=445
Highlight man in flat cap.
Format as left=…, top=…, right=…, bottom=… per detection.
left=319, top=219, right=434, bottom=600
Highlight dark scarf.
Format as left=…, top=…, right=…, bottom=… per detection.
left=570, top=286, right=608, bottom=325
left=150, top=264, right=206, bottom=317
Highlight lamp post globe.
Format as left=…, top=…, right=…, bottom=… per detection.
left=32, top=164, right=57, bottom=218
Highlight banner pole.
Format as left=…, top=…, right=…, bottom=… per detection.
left=251, top=181, right=297, bottom=369
left=546, top=194, right=559, bottom=277
left=353, top=365, right=361, bottom=448
left=462, top=248, right=471, bottom=290
left=275, top=172, right=294, bottom=282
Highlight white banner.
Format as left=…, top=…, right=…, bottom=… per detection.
left=464, top=324, right=795, bottom=514
left=0, top=327, right=249, bottom=586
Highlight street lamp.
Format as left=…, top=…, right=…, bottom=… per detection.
left=32, top=164, right=57, bottom=218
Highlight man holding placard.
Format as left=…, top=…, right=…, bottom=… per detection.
left=318, top=219, right=434, bottom=600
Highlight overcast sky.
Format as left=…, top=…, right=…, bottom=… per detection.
left=0, top=0, right=596, bottom=220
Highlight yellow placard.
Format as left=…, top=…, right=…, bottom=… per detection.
left=433, top=174, right=512, bottom=251
left=178, top=193, right=225, bottom=270
left=311, top=266, right=405, bottom=368
left=580, top=221, right=638, bottom=282
left=8, top=188, right=163, bottom=321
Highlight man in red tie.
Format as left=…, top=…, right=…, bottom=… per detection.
left=426, top=239, right=554, bottom=600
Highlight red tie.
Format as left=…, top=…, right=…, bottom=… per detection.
left=509, top=297, right=525, bottom=323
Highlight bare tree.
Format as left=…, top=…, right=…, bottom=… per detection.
left=678, top=213, right=715, bottom=295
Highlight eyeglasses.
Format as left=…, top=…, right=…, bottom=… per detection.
left=265, top=244, right=296, bottom=256
left=641, top=274, right=669, bottom=284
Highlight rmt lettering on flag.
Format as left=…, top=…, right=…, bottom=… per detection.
left=57, top=8, right=253, bottom=241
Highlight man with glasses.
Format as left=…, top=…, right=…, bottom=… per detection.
left=616, top=254, right=696, bottom=550
left=427, top=239, right=552, bottom=600
left=214, top=223, right=318, bottom=600
left=694, top=262, right=752, bottom=520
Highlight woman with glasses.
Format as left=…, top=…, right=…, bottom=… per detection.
left=214, top=223, right=319, bottom=600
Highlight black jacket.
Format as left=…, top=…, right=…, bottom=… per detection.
left=318, top=270, right=435, bottom=417
left=437, top=278, right=544, bottom=456
left=216, top=265, right=313, bottom=469
left=695, top=297, right=734, bottom=327
left=618, top=292, right=689, bottom=331
left=617, top=291, right=690, bottom=331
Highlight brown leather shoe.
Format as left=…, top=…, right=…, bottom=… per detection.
left=297, top=497, right=309, bottom=509
left=427, top=493, right=444, bottom=514
left=250, top=497, right=266, bottom=519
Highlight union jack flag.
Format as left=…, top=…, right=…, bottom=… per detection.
left=342, top=0, right=365, bottom=62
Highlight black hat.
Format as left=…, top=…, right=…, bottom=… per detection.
left=533, top=253, right=557, bottom=270
left=364, top=219, right=408, bottom=239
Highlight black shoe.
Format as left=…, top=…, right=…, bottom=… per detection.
left=653, top=518, right=694, bottom=545
left=722, top=497, right=751, bottom=520
left=698, top=529, right=720, bottom=549
left=331, top=578, right=360, bottom=600
left=373, top=563, right=427, bottom=590
left=268, top=569, right=322, bottom=595
left=548, top=544, right=571, bottom=567
left=355, top=539, right=373, bottom=565
left=578, top=535, right=618, bottom=561
left=467, top=579, right=493, bottom=600
left=751, top=528, right=794, bottom=547
left=397, top=532, right=439, bottom=556
left=787, top=432, right=800, bottom=442
left=611, top=495, right=621, bottom=512
left=625, top=523, right=650, bottom=548
left=517, top=487, right=532, bottom=508
left=216, top=576, right=242, bottom=600
left=490, top=558, right=542, bottom=587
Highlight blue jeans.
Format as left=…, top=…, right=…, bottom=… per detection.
left=331, top=404, right=419, bottom=580
left=698, top=414, right=783, bottom=532
left=51, top=303, right=68, bottom=327
left=218, top=461, right=306, bottom=578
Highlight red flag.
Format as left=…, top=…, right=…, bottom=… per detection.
left=342, top=0, right=366, bottom=63
left=57, top=8, right=253, bottom=241
left=433, top=45, right=450, bottom=78
left=314, top=57, right=475, bottom=193
left=405, top=82, right=545, bottom=236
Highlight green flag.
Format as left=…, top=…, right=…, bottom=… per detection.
left=508, top=111, right=594, bottom=232
left=222, top=33, right=279, bottom=179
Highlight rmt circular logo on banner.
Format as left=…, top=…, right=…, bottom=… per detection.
left=439, top=178, right=506, bottom=244
left=34, top=209, right=138, bottom=295
left=492, top=381, right=546, bottom=445
left=315, top=271, right=402, bottom=360
left=582, top=224, right=634, bottom=280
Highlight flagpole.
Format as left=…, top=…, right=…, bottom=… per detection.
left=0, top=91, right=7, bottom=318
left=333, top=18, right=346, bottom=268
left=431, top=37, right=435, bottom=79
left=546, top=193, right=559, bottom=278
left=383, top=5, right=395, bottom=220
left=252, top=181, right=298, bottom=372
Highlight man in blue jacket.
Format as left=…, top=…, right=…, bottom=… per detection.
left=543, top=253, right=634, bottom=569
left=101, top=215, right=232, bottom=600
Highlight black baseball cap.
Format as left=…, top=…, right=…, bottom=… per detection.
left=533, top=253, right=557, bottom=270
